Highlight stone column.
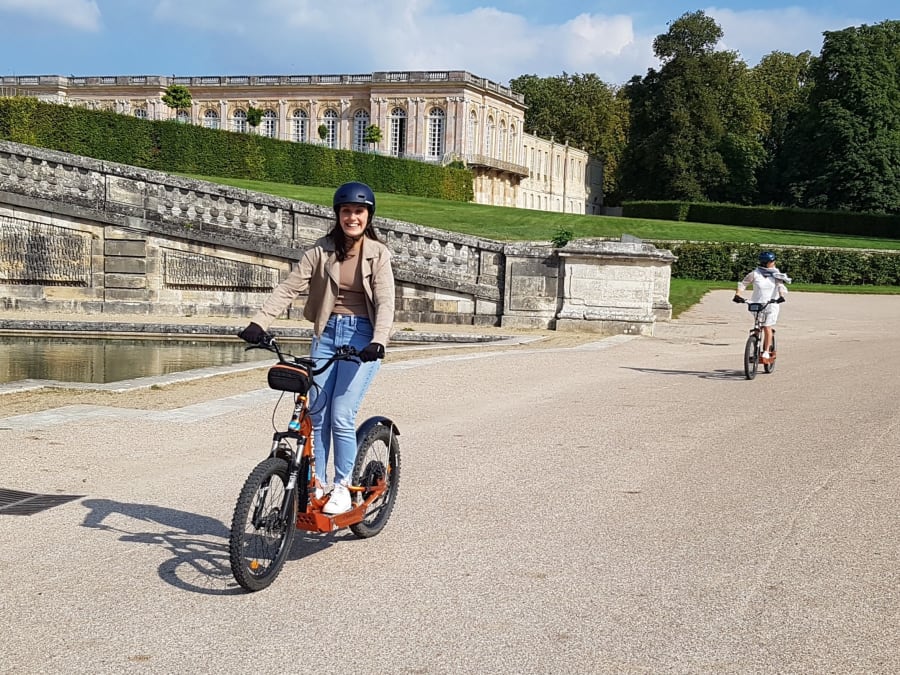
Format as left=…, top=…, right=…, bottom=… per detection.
left=278, top=99, right=288, bottom=141
left=340, top=98, right=350, bottom=149
left=309, top=99, right=319, bottom=142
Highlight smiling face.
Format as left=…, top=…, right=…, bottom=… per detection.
left=337, top=203, right=369, bottom=241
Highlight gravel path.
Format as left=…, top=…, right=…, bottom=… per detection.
left=1, top=291, right=897, bottom=673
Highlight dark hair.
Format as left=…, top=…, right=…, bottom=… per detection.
left=328, top=217, right=381, bottom=262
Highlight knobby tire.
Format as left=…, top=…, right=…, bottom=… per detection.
left=349, top=424, right=401, bottom=539
left=764, top=333, right=776, bottom=374
left=744, top=334, right=759, bottom=380
left=229, top=457, right=297, bottom=592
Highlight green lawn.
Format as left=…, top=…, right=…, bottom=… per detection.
left=186, top=174, right=900, bottom=314
left=189, top=175, right=900, bottom=251
left=670, top=279, right=900, bottom=317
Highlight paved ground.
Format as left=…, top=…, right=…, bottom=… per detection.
left=1, top=291, right=898, bottom=673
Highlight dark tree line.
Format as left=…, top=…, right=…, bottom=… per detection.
left=510, top=11, right=900, bottom=214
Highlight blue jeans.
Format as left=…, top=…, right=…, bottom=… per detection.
left=309, top=314, right=380, bottom=486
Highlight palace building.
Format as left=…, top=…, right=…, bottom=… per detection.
left=3, top=71, right=603, bottom=214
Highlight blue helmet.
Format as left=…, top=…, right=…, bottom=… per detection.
left=759, top=251, right=776, bottom=264
left=333, top=181, right=375, bottom=216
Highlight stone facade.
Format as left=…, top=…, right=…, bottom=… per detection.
left=4, top=71, right=602, bottom=214
left=0, top=141, right=673, bottom=333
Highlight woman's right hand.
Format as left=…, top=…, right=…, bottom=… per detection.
left=237, top=322, right=266, bottom=344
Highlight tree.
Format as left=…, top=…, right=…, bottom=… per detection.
left=748, top=50, right=813, bottom=204
left=618, top=11, right=764, bottom=203
left=652, top=10, right=723, bottom=62
left=363, top=124, right=382, bottom=150
left=782, top=21, right=900, bottom=213
left=509, top=72, right=629, bottom=201
left=161, top=84, right=192, bottom=120
left=317, top=123, right=328, bottom=143
left=246, top=106, right=263, bottom=129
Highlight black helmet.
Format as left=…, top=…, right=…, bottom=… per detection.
left=759, top=251, right=776, bottom=264
left=333, top=181, right=375, bottom=216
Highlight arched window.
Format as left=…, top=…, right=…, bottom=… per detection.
left=202, top=109, right=219, bottom=129
left=353, top=109, right=370, bottom=152
left=134, top=107, right=148, bottom=120
left=176, top=109, right=190, bottom=124
left=484, top=116, right=494, bottom=156
left=291, top=109, right=308, bottom=142
left=427, top=107, right=445, bottom=159
left=389, top=107, right=407, bottom=157
left=498, top=121, right=507, bottom=162
left=467, top=110, right=477, bottom=156
left=509, top=124, right=518, bottom=163
left=323, top=109, right=338, bottom=148
left=262, top=110, right=277, bottom=138
left=232, top=109, right=247, bottom=133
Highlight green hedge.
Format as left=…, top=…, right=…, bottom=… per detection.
left=624, top=200, right=900, bottom=240
left=0, top=97, right=474, bottom=202
left=657, top=241, right=900, bottom=286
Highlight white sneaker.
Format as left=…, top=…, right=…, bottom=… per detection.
left=761, top=351, right=771, bottom=359
left=323, top=483, right=351, bottom=515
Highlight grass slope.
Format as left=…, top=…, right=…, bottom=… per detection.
left=186, top=175, right=900, bottom=315
left=191, top=175, right=900, bottom=251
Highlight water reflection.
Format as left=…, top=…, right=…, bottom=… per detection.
left=0, top=335, right=309, bottom=385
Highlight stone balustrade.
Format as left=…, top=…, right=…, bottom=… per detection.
left=0, top=141, right=674, bottom=332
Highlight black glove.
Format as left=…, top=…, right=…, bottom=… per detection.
left=732, top=294, right=745, bottom=303
left=237, top=322, right=267, bottom=344
left=358, top=342, right=385, bottom=363
left=776, top=296, right=786, bottom=303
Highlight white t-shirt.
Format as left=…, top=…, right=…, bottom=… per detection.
left=738, top=269, right=788, bottom=303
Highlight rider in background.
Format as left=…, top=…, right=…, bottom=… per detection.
left=733, top=251, right=791, bottom=359
left=238, top=181, right=395, bottom=515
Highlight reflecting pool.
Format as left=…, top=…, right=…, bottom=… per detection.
left=0, top=335, right=310, bottom=385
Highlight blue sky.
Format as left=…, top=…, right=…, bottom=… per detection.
left=0, top=0, right=896, bottom=86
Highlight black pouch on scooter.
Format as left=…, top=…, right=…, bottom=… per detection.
left=267, top=363, right=312, bottom=393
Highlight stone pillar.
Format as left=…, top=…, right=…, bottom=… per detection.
left=340, top=98, right=350, bottom=149
left=309, top=99, right=319, bottom=143
left=278, top=99, right=287, bottom=141
left=500, top=243, right=559, bottom=330
left=555, top=239, right=676, bottom=335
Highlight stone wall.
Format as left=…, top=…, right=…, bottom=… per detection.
left=0, top=141, right=674, bottom=333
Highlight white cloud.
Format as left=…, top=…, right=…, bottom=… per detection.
left=0, top=0, right=101, bottom=31
left=149, top=0, right=659, bottom=84
left=706, top=6, right=852, bottom=66
left=139, top=2, right=881, bottom=86
left=556, top=13, right=657, bottom=82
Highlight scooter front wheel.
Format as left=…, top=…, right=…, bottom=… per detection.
left=744, top=333, right=759, bottom=380
left=229, top=457, right=297, bottom=592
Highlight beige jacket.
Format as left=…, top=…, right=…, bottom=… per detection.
left=251, top=235, right=395, bottom=346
